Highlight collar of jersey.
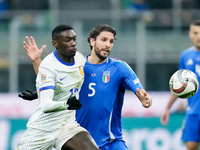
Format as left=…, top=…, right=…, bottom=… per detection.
left=85, top=55, right=109, bottom=66
left=188, top=46, right=200, bottom=53
left=53, top=50, right=75, bottom=66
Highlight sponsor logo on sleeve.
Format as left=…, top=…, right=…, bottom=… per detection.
left=41, top=74, right=47, bottom=82
left=133, top=78, right=140, bottom=84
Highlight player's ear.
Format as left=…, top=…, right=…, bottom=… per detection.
left=90, top=38, right=95, bottom=47
left=52, top=40, right=58, bottom=49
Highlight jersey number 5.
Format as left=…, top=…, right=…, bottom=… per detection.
left=88, top=83, right=96, bottom=97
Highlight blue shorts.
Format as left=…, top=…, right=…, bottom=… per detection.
left=181, top=114, right=200, bottom=142
left=99, top=140, right=128, bottom=150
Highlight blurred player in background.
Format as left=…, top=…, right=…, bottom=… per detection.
left=17, top=25, right=99, bottom=150
left=19, top=24, right=152, bottom=150
left=161, top=20, right=200, bottom=150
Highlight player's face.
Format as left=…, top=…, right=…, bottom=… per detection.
left=92, top=31, right=114, bottom=60
left=53, top=30, right=77, bottom=60
left=189, top=25, right=200, bottom=50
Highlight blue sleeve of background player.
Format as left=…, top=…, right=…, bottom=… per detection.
left=119, top=61, right=143, bottom=93
left=179, top=52, right=185, bottom=70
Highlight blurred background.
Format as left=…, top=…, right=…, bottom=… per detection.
left=0, top=0, right=199, bottom=149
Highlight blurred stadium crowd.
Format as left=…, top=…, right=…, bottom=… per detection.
left=1, top=1, right=199, bottom=150
left=0, top=0, right=200, bottom=92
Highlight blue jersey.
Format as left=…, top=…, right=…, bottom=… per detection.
left=179, top=46, right=200, bottom=115
left=76, top=56, right=143, bottom=147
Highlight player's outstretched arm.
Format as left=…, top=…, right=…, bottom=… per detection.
left=23, top=36, right=46, bottom=74
left=40, top=90, right=82, bottom=113
left=160, top=93, right=177, bottom=125
left=136, top=88, right=152, bottom=108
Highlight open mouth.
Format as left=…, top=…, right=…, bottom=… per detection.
left=102, top=50, right=108, bottom=54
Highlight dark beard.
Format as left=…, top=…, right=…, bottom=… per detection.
left=94, top=49, right=108, bottom=61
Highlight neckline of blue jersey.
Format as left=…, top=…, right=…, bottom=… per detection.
left=188, top=46, right=200, bottom=53
left=85, top=55, right=109, bottom=65
left=53, top=50, right=75, bottom=66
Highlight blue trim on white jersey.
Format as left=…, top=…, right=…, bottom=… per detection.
left=39, top=86, right=55, bottom=92
left=53, top=50, right=75, bottom=66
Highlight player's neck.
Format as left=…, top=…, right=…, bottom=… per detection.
left=87, top=55, right=107, bottom=64
left=56, top=50, right=74, bottom=63
left=195, top=47, right=200, bottom=51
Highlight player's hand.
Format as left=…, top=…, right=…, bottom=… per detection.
left=23, top=36, right=46, bottom=62
left=18, top=90, right=38, bottom=101
left=67, top=96, right=82, bottom=110
left=136, top=88, right=152, bottom=108
left=160, top=109, right=170, bottom=126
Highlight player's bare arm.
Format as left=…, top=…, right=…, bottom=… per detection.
left=160, top=93, right=177, bottom=125
left=23, top=36, right=46, bottom=74
left=136, top=88, right=152, bottom=108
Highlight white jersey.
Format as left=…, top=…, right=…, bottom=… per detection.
left=27, top=50, right=85, bottom=131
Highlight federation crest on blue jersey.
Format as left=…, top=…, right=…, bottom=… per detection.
left=102, top=71, right=110, bottom=83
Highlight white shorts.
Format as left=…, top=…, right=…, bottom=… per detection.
left=16, top=122, right=87, bottom=150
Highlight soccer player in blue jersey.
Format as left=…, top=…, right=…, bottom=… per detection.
left=19, top=24, right=152, bottom=150
left=76, top=24, right=152, bottom=149
left=161, top=20, right=200, bottom=150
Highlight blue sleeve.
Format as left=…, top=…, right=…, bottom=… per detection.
left=179, top=52, right=185, bottom=70
left=119, top=61, right=143, bottom=93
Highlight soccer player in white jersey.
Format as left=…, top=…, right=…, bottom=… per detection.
left=16, top=25, right=99, bottom=150
left=19, top=24, right=152, bottom=150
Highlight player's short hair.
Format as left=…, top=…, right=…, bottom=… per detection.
left=87, top=24, right=116, bottom=50
left=190, top=20, right=200, bottom=27
left=52, top=25, right=73, bottom=40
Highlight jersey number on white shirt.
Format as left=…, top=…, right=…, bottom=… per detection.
left=70, top=88, right=79, bottom=97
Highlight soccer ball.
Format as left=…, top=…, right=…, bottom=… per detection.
left=169, top=69, right=199, bottom=98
